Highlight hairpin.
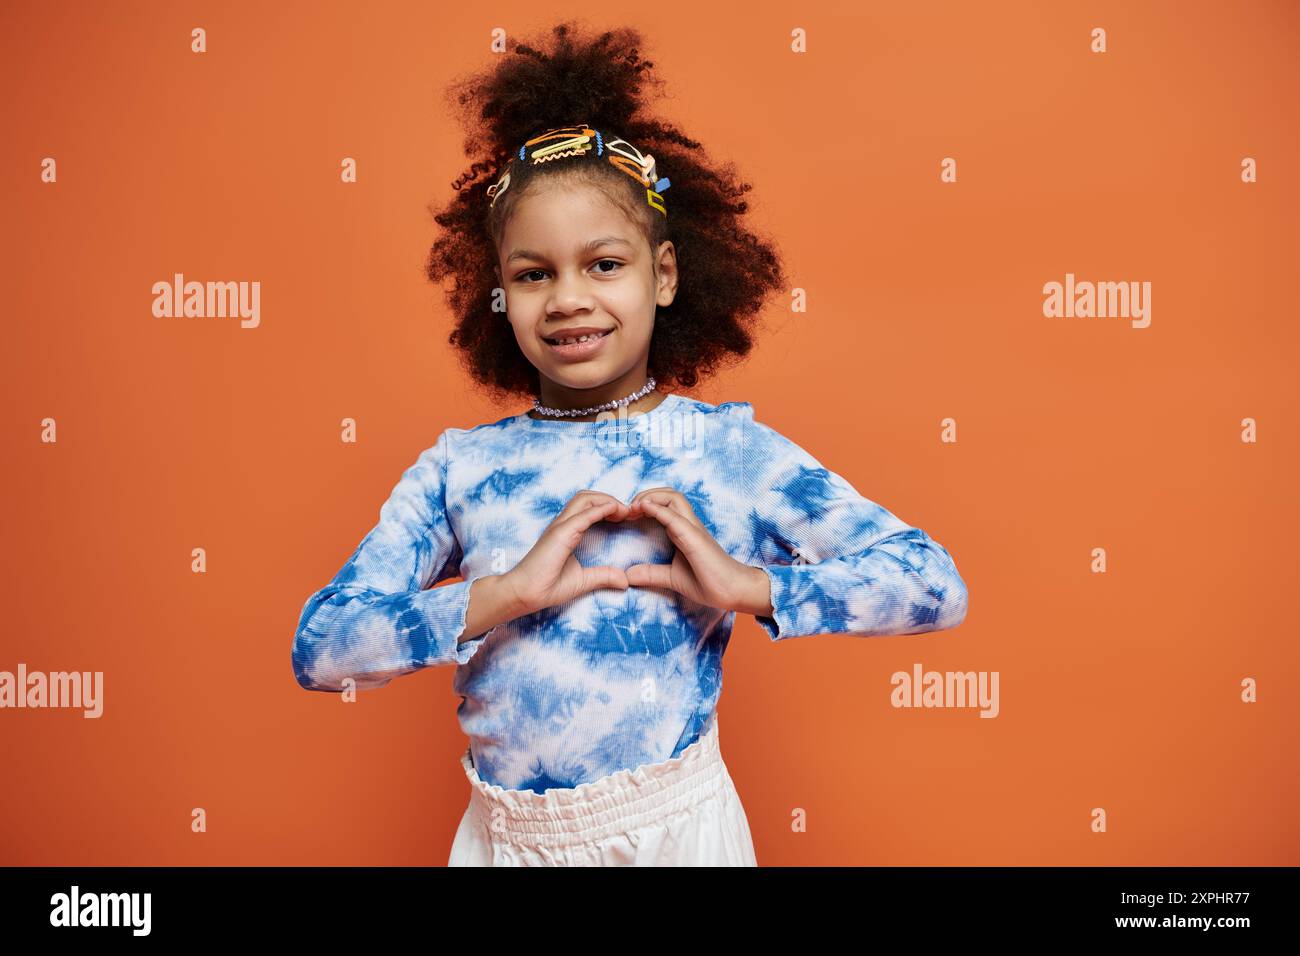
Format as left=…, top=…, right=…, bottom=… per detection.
left=485, top=123, right=670, bottom=216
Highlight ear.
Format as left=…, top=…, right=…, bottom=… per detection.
left=655, top=241, right=678, bottom=307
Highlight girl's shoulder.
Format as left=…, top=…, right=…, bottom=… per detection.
left=409, top=412, right=521, bottom=464
left=678, top=395, right=755, bottom=419
left=666, top=395, right=768, bottom=433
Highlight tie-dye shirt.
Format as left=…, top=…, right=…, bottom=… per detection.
left=291, top=392, right=968, bottom=793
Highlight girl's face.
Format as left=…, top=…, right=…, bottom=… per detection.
left=494, top=181, right=677, bottom=405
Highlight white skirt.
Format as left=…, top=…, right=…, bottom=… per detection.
left=447, top=711, right=757, bottom=866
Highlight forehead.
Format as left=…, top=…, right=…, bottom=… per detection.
left=498, top=182, right=642, bottom=260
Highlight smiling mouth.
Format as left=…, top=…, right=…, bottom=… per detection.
left=543, top=329, right=614, bottom=345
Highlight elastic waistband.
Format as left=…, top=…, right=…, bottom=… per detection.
left=459, top=712, right=725, bottom=849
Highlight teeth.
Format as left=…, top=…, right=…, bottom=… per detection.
left=550, top=331, right=607, bottom=345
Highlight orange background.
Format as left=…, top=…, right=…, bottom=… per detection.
left=3, top=0, right=1296, bottom=865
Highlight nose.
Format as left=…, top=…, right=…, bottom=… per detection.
left=548, top=268, right=596, bottom=313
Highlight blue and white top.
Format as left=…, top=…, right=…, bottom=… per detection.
left=292, top=392, right=969, bottom=793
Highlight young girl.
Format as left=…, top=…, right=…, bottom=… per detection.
left=291, top=22, right=968, bottom=867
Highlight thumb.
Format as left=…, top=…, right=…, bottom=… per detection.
left=626, top=562, right=675, bottom=591
left=585, top=566, right=629, bottom=593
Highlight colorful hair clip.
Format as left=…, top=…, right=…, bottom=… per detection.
left=485, top=124, right=668, bottom=216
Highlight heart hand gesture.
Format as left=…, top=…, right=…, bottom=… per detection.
left=623, top=487, right=772, bottom=616
left=499, top=491, right=632, bottom=616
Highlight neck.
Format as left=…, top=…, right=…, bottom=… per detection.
left=529, top=371, right=662, bottom=422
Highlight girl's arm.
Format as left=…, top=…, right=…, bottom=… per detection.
left=291, top=429, right=517, bottom=692
left=737, top=408, right=969, bottom=642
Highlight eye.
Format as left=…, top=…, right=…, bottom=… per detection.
left=514, top=260, right=624, bottom=283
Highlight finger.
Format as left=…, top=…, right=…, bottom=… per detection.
left=626, top=502, right=702, bottom=561
left=582, top=565, right=629, bottom=593
left=554, top=498, right=629, bottom=548
left=555, top=494, right=628, bottom=527
left=629, top=490, right=699, bottom=525
left=562, top=497, right=628, bottom=531
left=634, top=498, right=705, bottom=549
left=576, top=495, right=631, bottom=522
left=628, top=487, right=679, bottom=513
left=625, top=562, right=676, bottom=591
left=556, top=491, right=627, bottom=522
left=630, top=486, right=678, bottom=502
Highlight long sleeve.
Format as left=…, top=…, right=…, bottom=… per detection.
left=291, top=429, right=499, bottom=692
left=737, top=407, right=968, bottom=642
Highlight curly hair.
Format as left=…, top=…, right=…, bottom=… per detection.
left=425, top=20, right=788, bottom=406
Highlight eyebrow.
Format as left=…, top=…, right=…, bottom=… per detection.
left=506, top=236, right=634, bottom=264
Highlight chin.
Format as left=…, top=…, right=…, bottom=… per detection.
left=544, top=367, right=616, bottom=389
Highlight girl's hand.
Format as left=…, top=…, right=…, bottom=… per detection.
left=624, top=487, right=772, bottom=615
left=499, top=491, right=632, bottom=616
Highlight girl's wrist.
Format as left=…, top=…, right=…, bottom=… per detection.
left=734, top=565, right=774, bottom=617
left=490, top=571, right=533, bottom=620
